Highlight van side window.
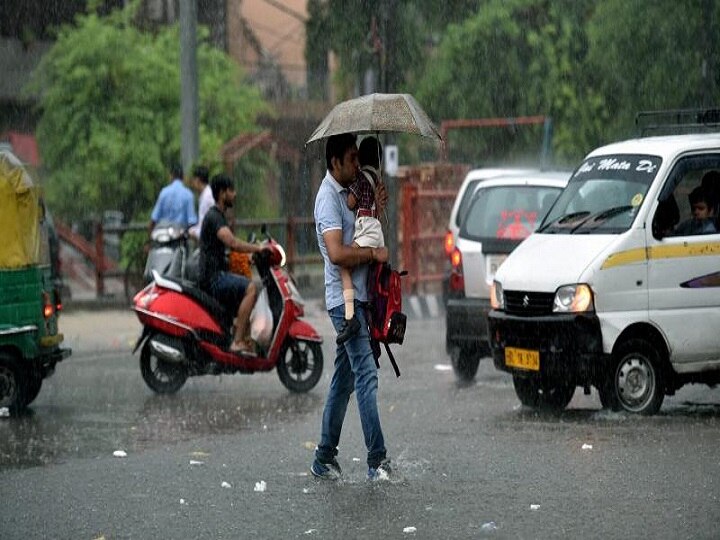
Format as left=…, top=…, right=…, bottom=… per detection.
left=653, top=155, right=720, bottom=238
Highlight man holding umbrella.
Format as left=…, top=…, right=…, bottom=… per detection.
left=311, top=133, right=392, bottom=481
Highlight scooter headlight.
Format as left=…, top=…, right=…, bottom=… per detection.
left=553, top=284, right=594, bottom=313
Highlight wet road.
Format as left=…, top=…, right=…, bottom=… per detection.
left=2, top=309, right=720, bottom=539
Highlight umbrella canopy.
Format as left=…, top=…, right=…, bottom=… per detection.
left=306, top=93, right=442, bottom=144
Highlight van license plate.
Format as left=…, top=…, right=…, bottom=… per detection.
left=505, top=347, right=540, bottom=371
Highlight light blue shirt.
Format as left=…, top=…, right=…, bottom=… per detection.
left=151, top=179, right=198, bottom=228
left=314, top=171, right=369, bottom=309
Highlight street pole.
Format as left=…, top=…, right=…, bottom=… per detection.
left=179, top=0, right=199, bottom=175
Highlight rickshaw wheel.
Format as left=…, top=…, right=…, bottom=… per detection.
left=0, top=353, right=25, bottom=411
left=22, top=372, right=43, bottom=407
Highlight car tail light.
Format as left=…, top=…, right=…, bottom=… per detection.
left=444, top=230, right=454, bottom=256
left=449, top=247, right=464, bottom=292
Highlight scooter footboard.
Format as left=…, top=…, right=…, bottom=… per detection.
left=289, top=320, right=323, bottom=343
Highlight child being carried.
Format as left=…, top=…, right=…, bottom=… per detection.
left=336, top=136, right=385, bottom=344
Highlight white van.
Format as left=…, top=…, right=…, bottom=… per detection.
left=488, top=129, right=720, bottom=414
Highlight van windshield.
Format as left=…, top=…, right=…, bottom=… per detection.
left=460, top=185, right=563, bottom=241
left=539, top=154, right=662, bottom=234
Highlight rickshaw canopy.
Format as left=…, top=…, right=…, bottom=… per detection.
left=0, top=150, right=41, bottom=268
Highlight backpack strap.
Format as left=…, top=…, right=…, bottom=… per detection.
left=384, top=343, right=401, bottom=377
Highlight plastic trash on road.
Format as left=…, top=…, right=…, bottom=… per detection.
left=221, top=481, right=232, bottom=489
left=113, top=450, right=127, bottom=458
left=254, top=480, right=267, bottom=492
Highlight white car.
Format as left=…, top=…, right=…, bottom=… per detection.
left=446, top=171, right=570, bottom=380
left=444, top=168, right=537, bottom=258
left=489, top=118, right=720, bottom=414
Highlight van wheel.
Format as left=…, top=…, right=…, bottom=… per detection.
left=0, top=354, right=25, bottom=411
left=140, top=339, right=188, bottom=394
left=512, top=375, right=575, bottom=410
left=451, top=348, right=480, bottom=381
left=612, top=339, right=665, bottom=415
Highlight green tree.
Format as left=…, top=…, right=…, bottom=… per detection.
left=413, top=0, right=608, bottom=165
left=27, top=4, right=271, bottom=224
left=305, top=0, right=479, bottom=99
left=586, top=0, right=720, bottom=140
left=414, top=0, right=543, bottom=164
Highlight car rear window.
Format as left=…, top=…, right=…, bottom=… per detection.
left=460, top=185, right=562, bottom=241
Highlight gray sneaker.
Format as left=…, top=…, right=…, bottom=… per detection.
left=367, top=458, right=392, bottom=481
left=311, top=457, right=342, bottom=480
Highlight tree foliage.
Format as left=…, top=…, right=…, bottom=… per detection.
left=309, top=0, right=720, bottom=167
left=27, top=4, right=271, bottom=223
left=587, top=0, right=719, bottom=141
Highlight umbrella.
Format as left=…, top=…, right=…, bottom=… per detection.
left=306, top=93, right=442, bottom=145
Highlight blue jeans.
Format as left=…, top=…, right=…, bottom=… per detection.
left=316, top=302, right=387, bottom=468
left=208, top=271, right=249, bottom=312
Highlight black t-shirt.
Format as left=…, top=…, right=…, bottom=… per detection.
left=199, top=206, right=228, bottom=289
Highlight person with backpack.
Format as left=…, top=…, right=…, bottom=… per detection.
left=311, top=133, right=392, bottom=481
left=336, top=136, right=386, bottom=344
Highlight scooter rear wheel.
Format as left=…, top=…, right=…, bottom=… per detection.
left=276, top=339, right=323, bottom=393
left=140, top=339, right=188, bottom=394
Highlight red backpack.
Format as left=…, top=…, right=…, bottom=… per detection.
left=367, top=262, right=407, bottom=376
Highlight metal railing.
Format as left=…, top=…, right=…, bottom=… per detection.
left=57, top=217, right=321, bottom=297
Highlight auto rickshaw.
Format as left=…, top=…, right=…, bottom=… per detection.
left=0, top=150, right=71, bottom=411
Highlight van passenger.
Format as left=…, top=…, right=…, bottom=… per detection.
left=672, top=185, right=717, bottom=236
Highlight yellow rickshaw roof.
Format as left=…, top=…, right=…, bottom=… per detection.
left=0, top=150, right=41, bottom=268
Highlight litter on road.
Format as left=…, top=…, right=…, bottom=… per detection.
left=112, top=450, right=127, bottom=458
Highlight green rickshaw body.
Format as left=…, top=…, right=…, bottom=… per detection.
left=0, top=150, right=71, bottom=410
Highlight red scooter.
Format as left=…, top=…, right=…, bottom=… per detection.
left=131, top=230, right=324, bottom=394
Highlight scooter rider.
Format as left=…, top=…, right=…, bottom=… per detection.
left=199, top=174, right=267, bottom=355
left=149, top=163, right=197, bottom=236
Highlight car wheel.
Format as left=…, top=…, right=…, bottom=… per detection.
left=512, top=374, right=575, bottom=410
left=612, top=338, right=665, bottom=415
left=450, top=347, right=480, bottom=381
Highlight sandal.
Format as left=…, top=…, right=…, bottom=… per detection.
left=229, top=339, right=257, bottom=357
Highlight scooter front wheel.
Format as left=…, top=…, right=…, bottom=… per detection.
left=276, top=339, right=323, bottom=393
left=140, top=338, right=188, bottom=394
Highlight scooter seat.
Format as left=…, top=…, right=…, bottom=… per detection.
left=160, top=275, right=234, bottom=329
